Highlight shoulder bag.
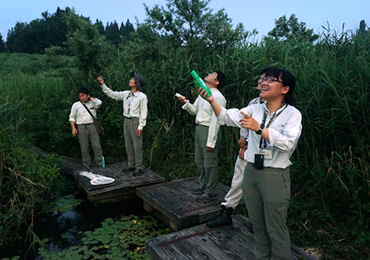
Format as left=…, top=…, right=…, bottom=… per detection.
left=81, top=102, right=105, bottom=135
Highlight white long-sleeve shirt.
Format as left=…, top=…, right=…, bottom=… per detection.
left=239, top=96, right=264, bottom=139
left=182, top=88, right=227, bottom=148
left=69, top=98, right=102, bottom=124
left=100, top=84, right=148, bottom=130
left=218, top=103, right=302, bottom=168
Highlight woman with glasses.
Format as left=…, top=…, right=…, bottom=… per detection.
left=199, top=67, right=302, bottom=259
left=207, top=67, right=270, bottom=228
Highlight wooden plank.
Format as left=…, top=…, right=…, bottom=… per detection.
left=72, top=161, right=164, bottom=206
left=147, top=215, right=318, bottom=260
left=137, top=177, right=230, bottom=230
left=33, top=146, right=164, bottom=206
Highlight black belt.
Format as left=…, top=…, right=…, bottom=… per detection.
left=125, top=117, right=132, bottom=120
left=78, top=123, right=93, bottom=126
left=196, top=123, right=208, bottom=127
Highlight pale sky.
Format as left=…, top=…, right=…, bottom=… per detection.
left=1, top=0, right=369, bottom=40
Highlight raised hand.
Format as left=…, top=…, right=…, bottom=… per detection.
left=97, top=76, right=104, bottom=85
left=197, top=87, right=214, bottom=103
left=240, top=111, right=259, bottom=131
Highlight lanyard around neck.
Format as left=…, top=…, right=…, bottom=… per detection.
left=259, top=104, right=287, bottom=149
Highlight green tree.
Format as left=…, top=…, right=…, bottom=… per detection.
left=5, top=7, right=68, bottom=53
left=120, top=19, right=135, bottom=41
left=266, top=14, right=319, bottom=43
left=65, top=9, right=109, bottom=80
left=144, top=0, right=247, bottom=52
left=6, top=22, right=29, bottom=52
left=94, top=19, right=105, bottom=35
left=105, top=21, right=121, bottom=46
left=0, top=33, right=6, bottom=52
left=357, top=19, right=368, bottom=34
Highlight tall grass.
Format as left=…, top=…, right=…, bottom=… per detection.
left=0, top=87, right=63, bottom=248
left=0, top=28, right=369, bottom=258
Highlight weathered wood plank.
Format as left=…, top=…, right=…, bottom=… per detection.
left=137, top=177, right=230, bottom=230
left=75, top=162, right=164, bottom=206
left=147, top=215, right=317, bottom=260
left=33, top=146, right=164, bottom=206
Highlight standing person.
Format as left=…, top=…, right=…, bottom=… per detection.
left=199, top=67, right=302, bottom=259
left=207, top=69, right=268, bottom=228
left=97, top=72, right=148, bottom=176
left=69, top=87, right=104, bottom=167
left=177, top=71, right=227, bottom=203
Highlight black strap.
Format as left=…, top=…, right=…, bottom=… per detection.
left=259, top=104, right=288, bottom=149
left=80, top=101, right=97, bottom=122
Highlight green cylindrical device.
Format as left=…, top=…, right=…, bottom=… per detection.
left=190, top=70, right=211, bottom=98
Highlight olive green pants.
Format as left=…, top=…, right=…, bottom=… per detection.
left=242, top=163, right=291, bottom=260
left=77, top=124, right=103, bottom=166
left=124, top=117, right=144, bottom=170
left=194, top=124, right=221, bottom=195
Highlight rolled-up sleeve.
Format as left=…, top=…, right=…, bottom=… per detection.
left=93, top=98, right=102, bottom=109
left=69, top=104, right=77, bottom=122
left=240, top=128, right=248, bottom=139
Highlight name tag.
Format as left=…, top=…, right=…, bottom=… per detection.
left=261, top=149, right=272, bottom=159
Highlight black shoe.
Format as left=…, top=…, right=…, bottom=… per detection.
left=123, top=167, right=135, bottom=173
left=207, top=206, right=233, bottom=227
left=133, top=169, right=144, bottom=176
left=83, top=162, right=95, bottom=168
left=192, top=187, right=205, bottom=194
left=197, top=193, right=217, bottom=203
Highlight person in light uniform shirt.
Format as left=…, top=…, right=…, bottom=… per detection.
left=199, top=67, right=302, bottom=259
left=98, top=72, right=148, bottom=176
left=177, top=70, right=227, bottom=203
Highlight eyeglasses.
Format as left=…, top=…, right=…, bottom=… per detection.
left=210, top=72, right=218, bottom=81
left=261, top=77, right=283, bottom=83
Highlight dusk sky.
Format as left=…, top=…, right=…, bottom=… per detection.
left=1, top=0, right=369, bottom=40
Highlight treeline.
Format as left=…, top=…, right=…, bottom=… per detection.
left=1, top=5, right=368, bottom=55
left=0, top=7, right=135, bottom=53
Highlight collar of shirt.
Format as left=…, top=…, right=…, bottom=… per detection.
left=127, top=92, right=137, bottom=99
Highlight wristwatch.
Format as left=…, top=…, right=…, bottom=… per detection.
left=255, top=124, right=264, bottom=135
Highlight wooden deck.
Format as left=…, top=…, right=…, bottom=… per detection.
left=147, top=215, right=317, bottom=260
left=33, top=146, right=164, bottom=206
left=136, top=177, right=231, bottom=231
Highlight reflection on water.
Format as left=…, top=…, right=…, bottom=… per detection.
left=30, top=197, right=148, bottom=259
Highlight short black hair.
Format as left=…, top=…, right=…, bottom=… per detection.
left=264, top=67, right=297, bottom=107
left=215, top=70, right=226, bottom=89
left=78, top=87, right=89, bottom=95
left=260, top=67, right=274, bottom=75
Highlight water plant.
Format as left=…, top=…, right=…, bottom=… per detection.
left=38, top=215, right=170, bottom=259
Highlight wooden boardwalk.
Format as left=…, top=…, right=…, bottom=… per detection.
left=136, top=177, right=231, bottom=230
left=33, top=146, right=164, bottom=206
left=147, top=215, right=317, bottom=260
